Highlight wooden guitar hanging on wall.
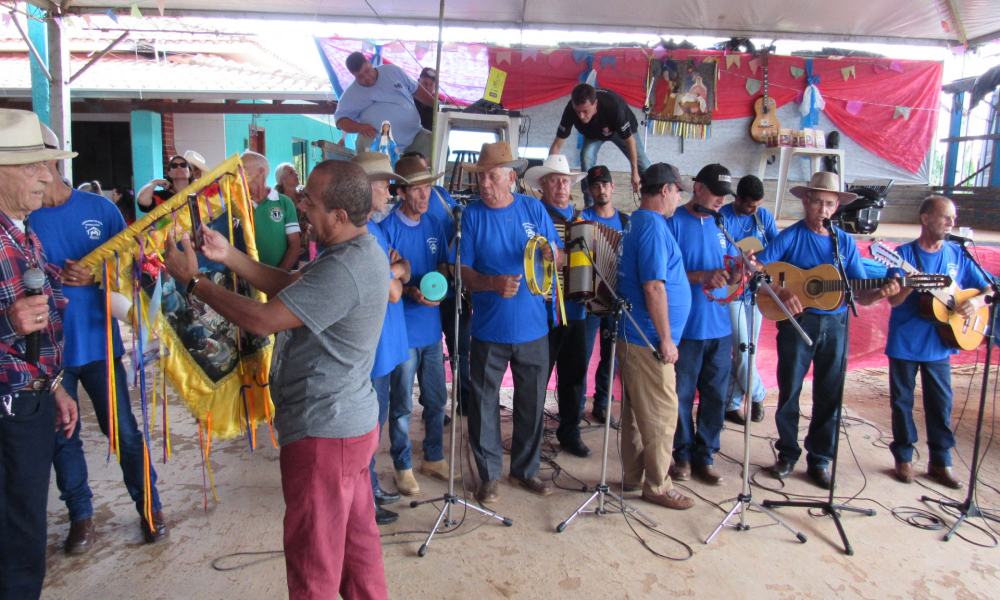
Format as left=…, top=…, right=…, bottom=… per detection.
left=750, top=47, right=780, bottom=143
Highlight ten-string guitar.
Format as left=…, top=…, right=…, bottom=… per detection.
left=757, top=261, right=951, bottom=321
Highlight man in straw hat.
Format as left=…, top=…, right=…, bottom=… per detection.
left=459, top=141, right=562, bottom=502
left=0, top=108, right=79, bottom=600
left=163, top=159, right=390, bottom=599
left=757, top=171, right=899, bottom=490
left=524, top=155, right=593, bottom=458
left=351, top=151, right=411, bottom=526
left=379, top=157, right=453, bottom=494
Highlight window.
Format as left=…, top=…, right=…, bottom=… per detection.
left=292, top=139, right=307, bottom=180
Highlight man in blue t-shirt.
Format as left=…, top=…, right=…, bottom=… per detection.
left=615, top=163, right=694, bottom=511
left=459, top=142, right=561, bottom=503
left=33, top=158, right=167, bottom=551
left=580, top=166, right=629, bottom=426
left=335, top=52, right=437, bottom=157
left=719, top=175, right=779, bottom=426
left=884, top=196, right=991, bottom=489
left=758, top=172, right=899, bottom=490
left=352, top=151, right=411, bottom=525
left=380, top=158, right=453, bottom=495
left=524, top=155, right=592, bottom=458
left=665, top=163, right=739, bottom=486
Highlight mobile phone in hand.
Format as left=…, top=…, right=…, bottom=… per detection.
left=187, top=193, right=205, bottom=250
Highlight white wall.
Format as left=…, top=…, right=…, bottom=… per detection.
left=172, top=114, right=228, bottom=171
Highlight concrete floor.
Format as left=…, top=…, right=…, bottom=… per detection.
left=41, top=362, right=1000, bottom=599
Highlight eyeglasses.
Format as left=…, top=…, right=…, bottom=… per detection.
left=169, top=162, right=189, bottom=169
left=806, top=196, right=839, bottom=210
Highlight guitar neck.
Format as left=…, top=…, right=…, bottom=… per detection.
left=881, top=252, right=954, bottom=306
left=819, top=277, right=909, bottom=292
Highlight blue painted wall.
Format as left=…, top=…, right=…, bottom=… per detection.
left=131, top=111, right=162, bottom=216
left=27, top=5, right=49, bottom=125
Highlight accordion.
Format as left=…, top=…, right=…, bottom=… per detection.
left=565, top=220, right=622, bottom=317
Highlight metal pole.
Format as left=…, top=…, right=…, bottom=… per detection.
left=47, top=11, right=72, bottom=180
left=430, top=0, right=445, bottom=173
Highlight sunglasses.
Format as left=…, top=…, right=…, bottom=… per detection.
left=169, top=162, right=189, bottom=169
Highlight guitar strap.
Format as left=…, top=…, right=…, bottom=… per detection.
left=752, top=212, right=767, bottom=245
left=910, top=241, right=925, bottom=273
left=431, top=187, right=455, bottom=223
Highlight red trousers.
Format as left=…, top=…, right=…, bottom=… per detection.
left=280, top=430, right=388, bottom=600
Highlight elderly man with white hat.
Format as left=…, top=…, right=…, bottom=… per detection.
left=524, top=155, right=593, bottom=458
left=757, top=171, right=899, bottom=490
left=459, top=141, right=562, bottom=503
left=0, top=109, right=79, bottom=600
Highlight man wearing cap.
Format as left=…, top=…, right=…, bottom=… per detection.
left=524, top=155, right=592, bottom=458
left=580, top=166, right=629, bottom=425
left=549, top=83, right=651, bottom=205
left=414, top=67, right=438, bottom=131
left=615, top=163, right=694, bottom=510
left=350, top=152, right=411, bottom=525
left=379, top=157, right=453, bottom=494
left=335, top=52, right=437, bottom=158
left=33, top=124, right=166, bottom=553
left=665, top=163, right=740, bottom=486
left=758, top=172, right=898, bottom=489
left=241, top=151, right=301, bottom=271
left=459, top=142, right=562, bottom=502
left=0, top=109, right=79, bottom=600
left=719, top=175, right=777, bottom=426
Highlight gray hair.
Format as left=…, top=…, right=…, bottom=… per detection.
left=274, top=162, right=297, bottom=193
left=919, top=195, right=952, bottom=216
left=240, top=151, right=270, bottom=176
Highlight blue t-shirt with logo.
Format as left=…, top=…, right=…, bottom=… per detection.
left=334, top=63, right=424, bottom=150
left=615, top=209, right=690, bottom=346
left=758, top=220, right=866, bottom=315
left=542, top=202, right=586, bottom=322
left=665, top=206, right=735, bottom=340
left=720, top=203, right=778, bottom=247
left=31, top=190, right=127, bottom=367
left=388, top=185, right=459, bottom=243
left=459, top=194, right=561, bottom=344
left=885, top=241, right=990, bottom=362
left=367, top=221, right=409, bottom=378
left=580, top=206, right=628, bottom=233
left=379, top=210, right=448, bottom=348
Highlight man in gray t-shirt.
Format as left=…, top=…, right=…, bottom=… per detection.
left=163, top=160, right=390, bottom=600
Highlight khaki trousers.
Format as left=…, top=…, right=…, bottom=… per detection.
left=617, top=339, right=679, bottom=496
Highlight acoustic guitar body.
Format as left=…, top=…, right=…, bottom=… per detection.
left=918, top=286, right=990, bottom=350
left=750, top=97, right=780, bottom=143
left=757, top=262, right=844, bottom=321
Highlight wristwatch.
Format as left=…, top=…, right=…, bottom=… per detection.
left=186, top=272, right=205, bottom=295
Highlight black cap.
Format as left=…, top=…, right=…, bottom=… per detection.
left=587, top=165, right=613, bottom=187
left=693, top=163, right=734, bottom=196
left=640, top=163, right=690, bottom=192
left=736, top=175, right=764, bottom=201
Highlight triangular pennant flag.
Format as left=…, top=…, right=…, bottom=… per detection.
left=542, top=47, right=558, bottom=55
left=497, top=51, right=512, bottom=65
left=442, top=42, right=458, bottom=51
left=82, top=13, right=92, bottom=27
left=130, top=4, right=141, bottom=18
left=467, top=44, right=484, bottom=58
left=889, top=60, right=904, bottom=73
left=726, top=55, right=741, bottom=69
left=873, top=63, right=887, bottom=74
left=156, top=0, right=165, bottom=16
left=795, top=89, right=805, bottom=104
left=522, top=49, right=538, bottom=62
left=414, top=42, right=429, bottom=60
left=104, top=9, right=118, bottom=23
left=745, top=78, right=762, bottom=96
left=952, top=45, right=967, bottom=56
left=389, top=41, right=405, bottom=54
left=600, top=56, right=616, bottom=69
left=548, top=52, right=565, bottom=68
left=845, top=100, right=863, bottom=115
left=572, top=49, right=588, bottom=63
left=362, top=40, right=375, bottom=53
left=748, top=58, right=760, bottom=75
left=790, top=65, right=804, bottom=79
left=894, top=106, right=911, bottom=120
left=1, top=13, right=10, bottom=28
left=652, top=48, right=666, bottom=60
left=840, top=65, right=855, bottom=81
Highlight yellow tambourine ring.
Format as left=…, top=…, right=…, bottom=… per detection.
left=523, top=235, right=554, bottom=296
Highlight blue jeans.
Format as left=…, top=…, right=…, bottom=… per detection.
left=673, top=336, right=730, bottom=466
left=580, top=133, right=651, bottom=206
left=53, top=358, right=161, bottom=521
left=582, top=314, right=617, bottom=414
left=368, top=373, right=391, bottom=493
left=388, top=342, right=448, bottom=470
left=726, top=298, right=767, bottom=411
left=775, top=312, right=848, bottom=469
left=889, top=357, right=956, bottom=467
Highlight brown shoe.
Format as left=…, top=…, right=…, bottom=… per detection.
left=894, top=461, right=915, bottom=484
left=420, top=459, right=460, bottom=482
left=476, top=480, right=499, bottom=503
left=621, top=482, right=642, bottom=493
left=140, top=511, right=168, bottom=544
left=669, top=460, right=691, bottom=481
left=692, top=463, right=724, bottom=486
left=509, top=475, right=552, bottom=497
left=394, top=469, right=421, bottom=496
left=928, top=465, right=965, bottom=490
left=641, top=489, right=695, bottom=510
left=65, top=517, right=95, bottom=555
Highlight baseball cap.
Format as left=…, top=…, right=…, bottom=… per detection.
left=693, top=163, right=734, bottom=197
left=587, top=165, right=613, bottom=187
left=640, top=163, right=690, bottom=192
left=419, top=67, right=437, bottom=80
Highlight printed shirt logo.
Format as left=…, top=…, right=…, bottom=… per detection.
left=717, top=232, right=727, bottom=248
left=270, top=208, right=284, bottom=222
left=427, top=237, right=439, bottom=255
left=947, top=263, right=959, bottom=279
left=602, top=127, right=612, bottom=136
left=82, top=219, right=103, bottom=240
left=394, top=83, right=403, bottom=88
left=522, top=222, right=537, bottom=238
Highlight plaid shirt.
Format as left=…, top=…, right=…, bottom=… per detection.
left=0, top=211, right=66, bottom=393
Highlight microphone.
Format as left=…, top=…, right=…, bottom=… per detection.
left=946, top=233, right=973, bottom=245
left=452, top=205, right=463, bottom=240
left=693, top=205, right=724, bottom=220
left=23, top=267, right=45, bottom=364
left=823, top=218, right=834, bottom=233
left=566, top=236, right=587, bottom=248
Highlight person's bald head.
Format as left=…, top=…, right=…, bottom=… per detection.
left=918, top=195, right=957, bottom=241
left=241, top=151, right=270, bottom=177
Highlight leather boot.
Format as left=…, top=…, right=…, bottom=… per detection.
left=65, top=517, right=95, bottom=555
left=140, top=510, right=168, bottom=544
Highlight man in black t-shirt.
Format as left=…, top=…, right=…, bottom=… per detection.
left=549, top=83, right=650, bottom=205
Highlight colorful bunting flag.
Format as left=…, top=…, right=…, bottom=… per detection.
left=889, top=60, right=904, bottom=73
left=157, top=0, right=165, bottom=16
left=497, top=51, right=512, bottom=65
left=572, top=49, right=589, bottom=63
left=541, top=47, right=558, bottom=55
left=467, top=44, right=484, bottom=58
left=840, top=65, right=856, bottom=81
left=414, top=42, right=429, bottom=60
left=130, top=4, right=141, bottom=18
left=548, top=52, right=565, bottom=68
left=600, top=56, right=616, bottom=69
left=845, top=100, right=863, bottom=115
left=522, top=49, right=538, bottom=62
left=745, top=78, right=762, bottom=96
left=748, top=58, right=760, bottom=75
left=790, top=66, right=804, bottom=79
left=726, top=55, right=741, bottom=69
left=82, top=13, right=92, bottom=27
left=1, top=13, right=9, bottom=28
left=361, top=40, right=375, bottom=53
left=894, top=106, right=911, bottom=120
left=104, top=9, right=118, bottom=22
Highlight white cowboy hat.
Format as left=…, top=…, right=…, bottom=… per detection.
left=0, top=109, right=76, bottom=165
left=790, top=171, right=858, bottom=204
left=184, top=150, right=210, bottom=173
left=523, top=154, right=588, bottom=190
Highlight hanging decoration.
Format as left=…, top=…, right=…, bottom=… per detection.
left=745, top=78, right=762, bottom=96
left=725, top=55, right=741, bottom=69
left=647, top=56, right=716, bottom=139
left=893, top=106, right=911, bottom=120
left=790, top=65, right=805, bottom=79
left=130, top=4, right=141, bottom=18
left=841, top=65, right=857, bottom=81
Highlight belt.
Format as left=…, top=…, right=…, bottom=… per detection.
left=0, top=372, right=62, bottom=418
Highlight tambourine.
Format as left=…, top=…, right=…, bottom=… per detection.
left=523, top=235, right=555, bottom=296
left=702, top=255, right=748, bottom=305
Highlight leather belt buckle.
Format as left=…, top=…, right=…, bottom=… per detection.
left=1, top=395, right=13, bottom=417
left=29, top=378, right=45, bottom=391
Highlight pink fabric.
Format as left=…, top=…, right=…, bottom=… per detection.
left=280, top=430, right=387, bottom=600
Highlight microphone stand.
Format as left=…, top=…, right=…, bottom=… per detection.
left=920, top=240, right=1000, bottom=540
left=763, top=219, right=873, bottom=556
left=410, top=211, right=513, bottom=557
left=703, top=213, right=807, bottom=545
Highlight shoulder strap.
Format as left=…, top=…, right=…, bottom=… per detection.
left=573, top=207, right=582, bottom=221
left=431, top=187, right=455, bottom=223
left=909, top=240, right=925, bottom=273
left=618, top=210, right=629, bottom=230
left=544, top=203, right=570, bottom=224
